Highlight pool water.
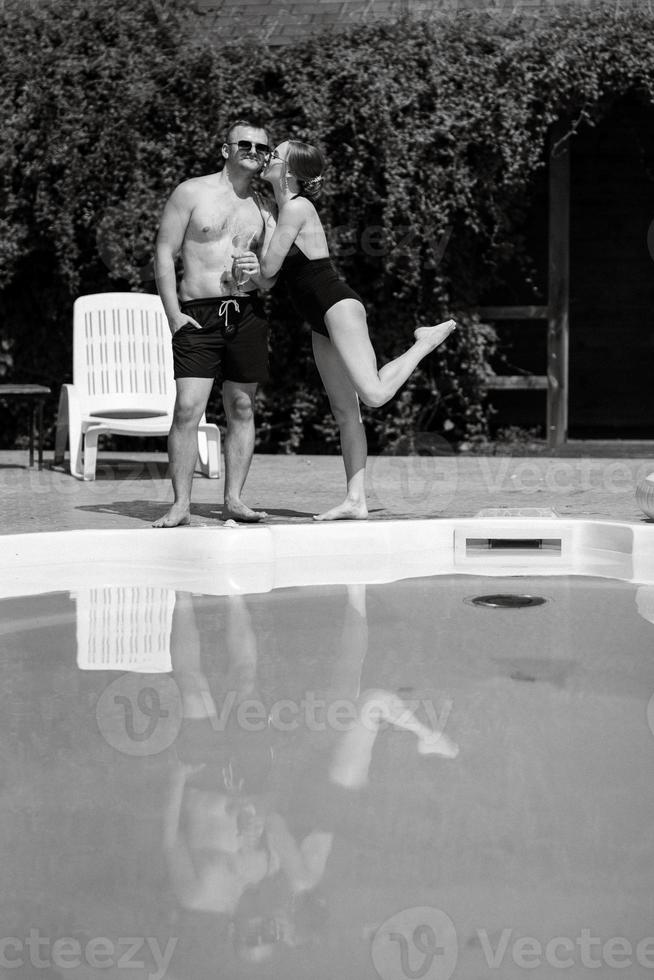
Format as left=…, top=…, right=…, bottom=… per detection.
left=2, top=574, right=654, bottom=979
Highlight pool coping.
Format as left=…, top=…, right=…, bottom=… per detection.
left=2, top=515, right=654, bottom=595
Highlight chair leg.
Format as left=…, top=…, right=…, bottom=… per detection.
left=53, top=389, right=69, bottom=467
left=55, top=385, right=86, bottom=478
left=83, top=428, right=99, bottom=481
left=198, top=425, right=221, bottom=479
left=69, top=425, right=85, bottom=480
left=205, top=428, right=220, bottom=479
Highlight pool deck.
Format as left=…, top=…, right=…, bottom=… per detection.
left=1, top=446, right=653, bottom=534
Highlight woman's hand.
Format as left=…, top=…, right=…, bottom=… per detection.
left=231, top=250, right=261, bottom=281
left=171, top=760, right=206, bottom=783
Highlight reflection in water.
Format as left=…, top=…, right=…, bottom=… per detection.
left=73, top=586, right=175, bottom=673
left=4, top=574, right=654, bottom=978
left=165, top=586, right=458, bottom=968
left=165, top=592, right=274, bottom=920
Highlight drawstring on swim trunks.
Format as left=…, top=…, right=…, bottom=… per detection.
left=219, top=299, right=240, bottom=334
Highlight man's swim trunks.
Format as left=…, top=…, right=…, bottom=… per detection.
left=177, top=711, right=274, bottom=795
left=173, top=294, right=269, bottom=383
left=281, top=244, right=363, bottom=339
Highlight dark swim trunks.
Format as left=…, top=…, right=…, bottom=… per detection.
left=281, top=245, right=363, bottom=339
left=177, top=712, right=274, bottom=795
left=173, top=294, right=269, bottom=384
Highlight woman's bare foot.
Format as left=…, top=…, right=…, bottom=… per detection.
left=417, top=730, right=459, bottom=759
left=223, top=499, right=268, bottom=523
left=313, top=499, right=368, bottom=522
left=414, top=319, right=457, bottom=352
left=152, top=504, right=191, bottom=528
left=361, top=689, right=459, bottom=760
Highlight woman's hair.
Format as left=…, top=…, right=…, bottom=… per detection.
left=286, top=140, right=325, bottom=200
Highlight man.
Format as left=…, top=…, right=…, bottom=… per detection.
left=154, top=120, right=276, bottom=527
left=164, top=592, right=274, bottom=917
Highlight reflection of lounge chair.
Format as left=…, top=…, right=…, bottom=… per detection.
left=74, top=586, right=175, bottom=672
left=54, top=292, right=221, bottom=480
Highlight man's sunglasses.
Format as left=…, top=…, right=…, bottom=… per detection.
left=227, top=140, right=270, bottom=156
left=242, top=917, right=282, bottom=947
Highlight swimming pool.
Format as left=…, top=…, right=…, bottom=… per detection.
left=2, top=518, right=654, bottom=980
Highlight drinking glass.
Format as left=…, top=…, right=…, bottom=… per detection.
left=232, top=231, right=256, bottom=288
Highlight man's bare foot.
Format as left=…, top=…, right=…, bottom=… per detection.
left=313, top=499, right=368, bottom=521
left=152, top=504, right=191, bottom=528
left=414, top=318, right=457, bottom=352
left=417, top=730, right=459, bottom=759
left=222, top=500, right=268, bottom=523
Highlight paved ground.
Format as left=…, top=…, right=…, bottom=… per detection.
left=1, top=447, right=654, bottom=534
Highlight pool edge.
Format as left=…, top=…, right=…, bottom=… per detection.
left=1, top=517, right=654, bottom=594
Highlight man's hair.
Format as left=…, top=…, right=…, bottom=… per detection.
left=224, top=118, right=268, bottom=145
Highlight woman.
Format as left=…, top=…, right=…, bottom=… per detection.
left=230, top=583, right=458, bottom=964
left=253, top=140, right=456, bottom=521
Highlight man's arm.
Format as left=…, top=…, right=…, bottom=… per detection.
left=154, top=182, right=199, bottom=333
left=163, top=764, right=202, bottom=906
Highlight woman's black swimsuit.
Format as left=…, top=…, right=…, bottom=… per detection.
left=281, top=243, right=363, bottom=338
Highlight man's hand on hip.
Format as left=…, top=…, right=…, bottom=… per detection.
left=169, top=312, right=202, bottom=335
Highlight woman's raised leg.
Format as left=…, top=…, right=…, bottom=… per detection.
left=328, top=688, right=458, bottom=789
left=323, top=299, right=455, bottom=409
left=311, top=330, right=369, bottom=521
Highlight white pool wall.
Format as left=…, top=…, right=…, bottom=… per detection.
left=1, top=518, right=654, bottom=597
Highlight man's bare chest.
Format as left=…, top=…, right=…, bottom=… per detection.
left=188, top=196, right=263, bottom=245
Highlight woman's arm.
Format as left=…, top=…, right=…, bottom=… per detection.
left=246, top=193, right=278, bottom=291
left=265, top=813, right=332, bottom=892
left=259, top=199, right=307, bottom=279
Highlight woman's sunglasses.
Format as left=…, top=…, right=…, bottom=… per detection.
left=227, top=140, right=270, bottom=156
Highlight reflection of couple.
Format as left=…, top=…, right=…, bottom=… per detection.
left=154, top=119, right=456, bottom=528
left=163, top=593, right=275, bottom=918
left=164, top=587, right=458, bottom=965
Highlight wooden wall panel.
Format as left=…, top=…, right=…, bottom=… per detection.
left=568, top=96, right=654, bottom=437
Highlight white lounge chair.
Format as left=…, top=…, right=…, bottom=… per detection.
left=54, top=292, right=220, bottom=480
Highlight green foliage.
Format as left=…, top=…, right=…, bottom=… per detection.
left=2, top=1, right=654, bottom=448
left=460, top=425, right=548, bottom=456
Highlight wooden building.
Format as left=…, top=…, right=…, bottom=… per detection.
left=479, top=92, right=654, bottom=444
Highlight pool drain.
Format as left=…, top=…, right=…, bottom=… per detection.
left=466, top=594, right=548, bottom=609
